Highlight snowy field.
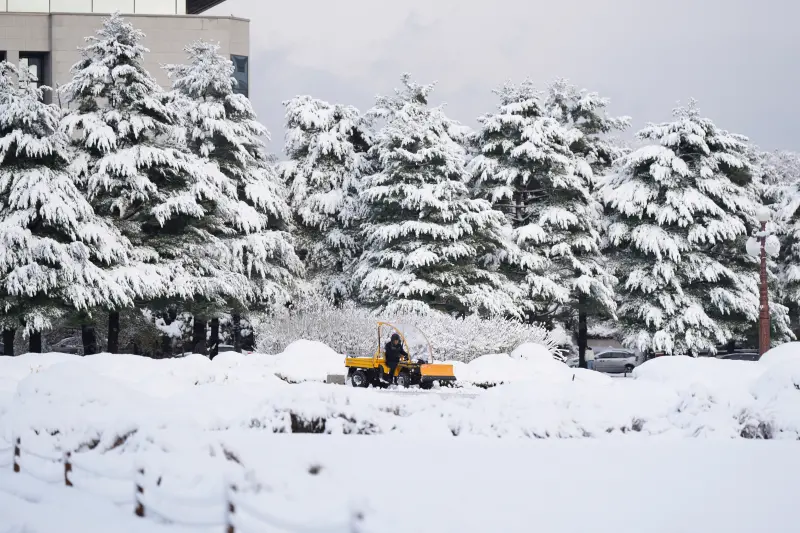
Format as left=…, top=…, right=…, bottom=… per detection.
left=2, top=436, right=798, bottom=533
left=0, top=341, right=799, bottom=532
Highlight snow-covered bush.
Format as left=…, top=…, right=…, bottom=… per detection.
left=252, top=294, right=562, bottom=362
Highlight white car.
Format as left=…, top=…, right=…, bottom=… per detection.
left=594, top=349, right=640, bottom=374
left=567, top=348, right=641, bottom=374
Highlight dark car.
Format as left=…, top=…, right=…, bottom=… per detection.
left=717, top=352, right=759, bottom=361
left=48, top=338, right=82, bottom=355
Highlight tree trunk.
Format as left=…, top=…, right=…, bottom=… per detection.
left=243, top=328, right=255, bottom=352
left=578, top=295, right=588, bottom=369
left=726, top=339, right=735, bottom=354
left=107, top=311, right=120, bottom=354
left=232, top=313, right=242, bottom=353
left=209, top=318, right=220, bottom=359
left=192, top=316, right=207, bottom=355
left=29, top=332, right=42, bottom=354
left=160, top=309, right=177, bottom=357
left=161, top=333, right=173, bottom=358
left=2, top=329, right=15, bottom=356
left=81, top=324, right=98, bottom=356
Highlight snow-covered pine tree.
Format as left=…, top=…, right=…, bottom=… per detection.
left=761, top=149, right=800, bottom=339
left=165, top=40, right=303, bottom=351
left=280, top=95, right=371, bottom=304
left=0, top=61, right=132, bottom=353
left=468, top=82, right=565, bottom=322
left=540, top=79, right=630, bottom=364
left=469, top=80, right=615, bottom=356
left=544, top=78, right=630, bottom=177
left=60, top=15, right=247, bottom=353
left=600, top=100, right=762, bottom=355
left=720, top=146, right=794, bottom=347
left=356, top=74, right=518, bottom=317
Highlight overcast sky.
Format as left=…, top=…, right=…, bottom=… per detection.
left=210, top=0, right=800, bottom=155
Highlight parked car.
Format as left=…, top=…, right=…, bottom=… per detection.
left=716, top=352, right=759, bottom=361
left=594, top=348, right=640, bottom=374
left=48, top=337, right=82, bottom=355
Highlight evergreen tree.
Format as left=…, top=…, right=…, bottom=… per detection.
left=60, top=15, right=243, bottom=353
left=356, top=74, right=518, bottom=317
left=719, top=146, right=793, bottom=348
left=166, top=41, right=303, bottom=352
left=542, top=79, right=629, bottom=364
left=762, top=149, right=800, bottom=339
left=0, top=61, right=131, bottom=353
left=281, top=95, right=371, bottom=304
left=600, top=100, right=761, bottom=355
left=469, top=80, right=615, bottom=345
left=544, top=78, right=630, bottom=177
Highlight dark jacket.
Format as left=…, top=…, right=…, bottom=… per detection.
left=384, top=341, right=407, bottom=364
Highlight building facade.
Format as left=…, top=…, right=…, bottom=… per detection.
left=0, top=0, right=248, bottom=99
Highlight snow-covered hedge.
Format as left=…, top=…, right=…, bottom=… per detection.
left=251, top=295, right=563, bottom=362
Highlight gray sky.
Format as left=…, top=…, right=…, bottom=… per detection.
left=210, top=0, right=800, bottom=155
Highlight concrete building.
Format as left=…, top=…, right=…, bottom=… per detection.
left=0, top=0, right=249, bottom=99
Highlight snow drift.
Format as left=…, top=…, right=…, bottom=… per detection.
left=0, top=342, right=798, bottom=447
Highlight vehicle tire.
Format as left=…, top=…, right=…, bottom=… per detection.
left=351, top=369, right=369, bottom=388
left=420, top=381, right=434, bottom=390
left=396, top=372, right=411, bottom=388
left=624, top=364, right=635, bottom=375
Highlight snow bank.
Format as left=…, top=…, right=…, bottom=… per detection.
left=758, top=341, right=800, bottom=366
left=0, top=341, right=798, bottom=447
left=632, top=355, right=764, bottom=392
left=450, top=343, right=602, bottom=387
left=265, top=340, right=346, bottom=383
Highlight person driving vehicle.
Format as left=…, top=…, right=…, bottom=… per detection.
left=383, top=333, right=407, bottom=385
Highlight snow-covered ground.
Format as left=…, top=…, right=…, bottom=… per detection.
left=1, top=340, right=798, bottom=441
left=1, top=436, right=797, bottom=533
left=0, top=341, right=799, bottom=531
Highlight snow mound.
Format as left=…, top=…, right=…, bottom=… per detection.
left=267, top=340, right=346, bottom=383
left=632, top=355, right=763, bottom=390
left=454, top=344, right=586, bottom=386
left=456, top=353, right=525, bottom=385
left=759, top=342, right=800, bottom=366
left=510, top=342, right=557, bottom=362
left=751, top=358, right=800, bottom=399
left=2, top=341, right=800, bottom=442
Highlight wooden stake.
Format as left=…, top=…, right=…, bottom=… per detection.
left=134, top=467, right=145, bottom=517
left=13, top=437, right=19, bottom=473
left=64, top=452, right=73, bottom=487
left=226, top=484, right=237, bottom=533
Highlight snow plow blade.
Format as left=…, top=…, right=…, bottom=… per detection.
left=420, top=363, right=456, bottom=382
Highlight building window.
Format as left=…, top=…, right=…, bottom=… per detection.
left=20, top=53, right=49, bottom=88
left=231, top=55, right=248, bottom=98
left=19, top=53, right=50, bottom=102
left=0, top=52, right=6, bottom=62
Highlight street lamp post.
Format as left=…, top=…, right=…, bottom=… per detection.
left=746, top=207, right=780, bottom=356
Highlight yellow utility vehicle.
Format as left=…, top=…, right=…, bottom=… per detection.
left=345, top=321, right=456, bottom=389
